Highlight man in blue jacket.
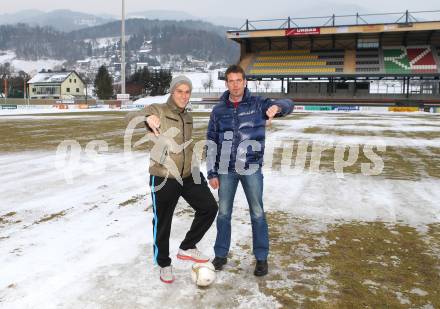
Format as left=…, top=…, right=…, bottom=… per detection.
left=207, top=65, right=293, bottom=276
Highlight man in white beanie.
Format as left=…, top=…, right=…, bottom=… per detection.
left=131, top=75, right=218, bottom=283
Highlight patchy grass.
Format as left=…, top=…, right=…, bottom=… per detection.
left=174, top=206, right=195, bottom=217
left=269, top=141, right=433, bottom=181
left=318, top=222, right=440, bottom=308
left=256, top=212, right=336, bottom=308
left=34, top=210, right=67, bottom=224
left=119, top=194, right=145, bottom=207
left=332, top=122, right=391, bottom=127
left=4, top=111, right=437, bottom=181
left=0, top=112, right=126, bottom=152
left=303, top=127, right=440, bottom=140
left=0, top=111, right=211, bottom=153
left=0, top=212, right=18, bottom=225
left=256, top=211, right=440, bottom=308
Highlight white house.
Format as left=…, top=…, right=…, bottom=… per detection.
left=27, top=71, right=85, bottom=99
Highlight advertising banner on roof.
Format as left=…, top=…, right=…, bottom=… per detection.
left=285, top=27, right=321, bottom=36
left=230, top=31, right=251, bottom=38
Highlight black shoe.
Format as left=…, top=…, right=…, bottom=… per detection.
left=254, top=260, right=268, bottom=276
left=212, top=256, right=227, bottom=271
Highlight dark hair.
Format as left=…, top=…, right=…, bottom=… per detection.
left=225, top=65, right=246, bottom=81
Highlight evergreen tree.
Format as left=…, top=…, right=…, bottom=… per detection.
left=94, top=66, right=113, bottom=99
left=87, top=42, right=93, bottom=57
left=127, top=68, right=171, bottom=96
left=148, top=69, right=172, bottom=96
left=158, top=69, right=172, bottom=95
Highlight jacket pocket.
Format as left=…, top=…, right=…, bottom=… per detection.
left=165, top=116, right=179, bottom=122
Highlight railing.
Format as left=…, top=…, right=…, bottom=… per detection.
left=233, top=10, right=440, bottom=31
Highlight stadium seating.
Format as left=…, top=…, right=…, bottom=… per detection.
left=247, top=49, right=344, bottom=75
left=355, top=49, right=381, bottom=73
left=242, top=46, right=439, bottom=76
left=407, top=47, right=438, bottom=73
left=384, top=47, right=438, bottom=74
left=384, top=48, right=412, bottom=74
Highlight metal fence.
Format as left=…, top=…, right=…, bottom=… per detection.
left=234, top=10, right=440, bottom=31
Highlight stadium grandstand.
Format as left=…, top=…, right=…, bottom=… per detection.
left=221, top=10, right=440, bottom=107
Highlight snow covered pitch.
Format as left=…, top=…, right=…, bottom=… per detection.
left=1, top=110, right=439, bottom=308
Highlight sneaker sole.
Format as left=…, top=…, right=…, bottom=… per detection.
left=176, top=254, right=209, bottom=263
left=160, top=276, right=175, bottom=284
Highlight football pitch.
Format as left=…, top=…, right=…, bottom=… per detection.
left=1, top=110, right=439, bottom=308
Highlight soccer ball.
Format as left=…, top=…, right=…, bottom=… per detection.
left=191, top=262, right=216, bottom=287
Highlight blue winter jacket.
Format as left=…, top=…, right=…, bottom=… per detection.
left=206, top=88, right=294, bottom=179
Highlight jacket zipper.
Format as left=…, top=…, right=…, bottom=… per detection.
left=179, top=113, right=185, bottom=176
left=232, top=106, right=239, bottom=171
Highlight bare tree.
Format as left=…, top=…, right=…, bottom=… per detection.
left=0, top=62, right=13, bottom=77
left=202, top=73, right=214, bottom=93
left=263, top=81, right=272, bottom=92
left=202, top=80, right=209, bottom=92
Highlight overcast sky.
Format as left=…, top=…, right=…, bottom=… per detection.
left=3, top=0, right=440, bottom=19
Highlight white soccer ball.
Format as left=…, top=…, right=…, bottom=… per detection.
left=191, top=262, right=216, bottom=287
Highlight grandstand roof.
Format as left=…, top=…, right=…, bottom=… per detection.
left=226, top=11, right=440, bottom=80
left=228, top=21, right=440, bottom=42
left=228, top=11, right=440, bottom=39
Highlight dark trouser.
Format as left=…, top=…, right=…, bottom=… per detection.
left=150, top=173, right=218, bottom=267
